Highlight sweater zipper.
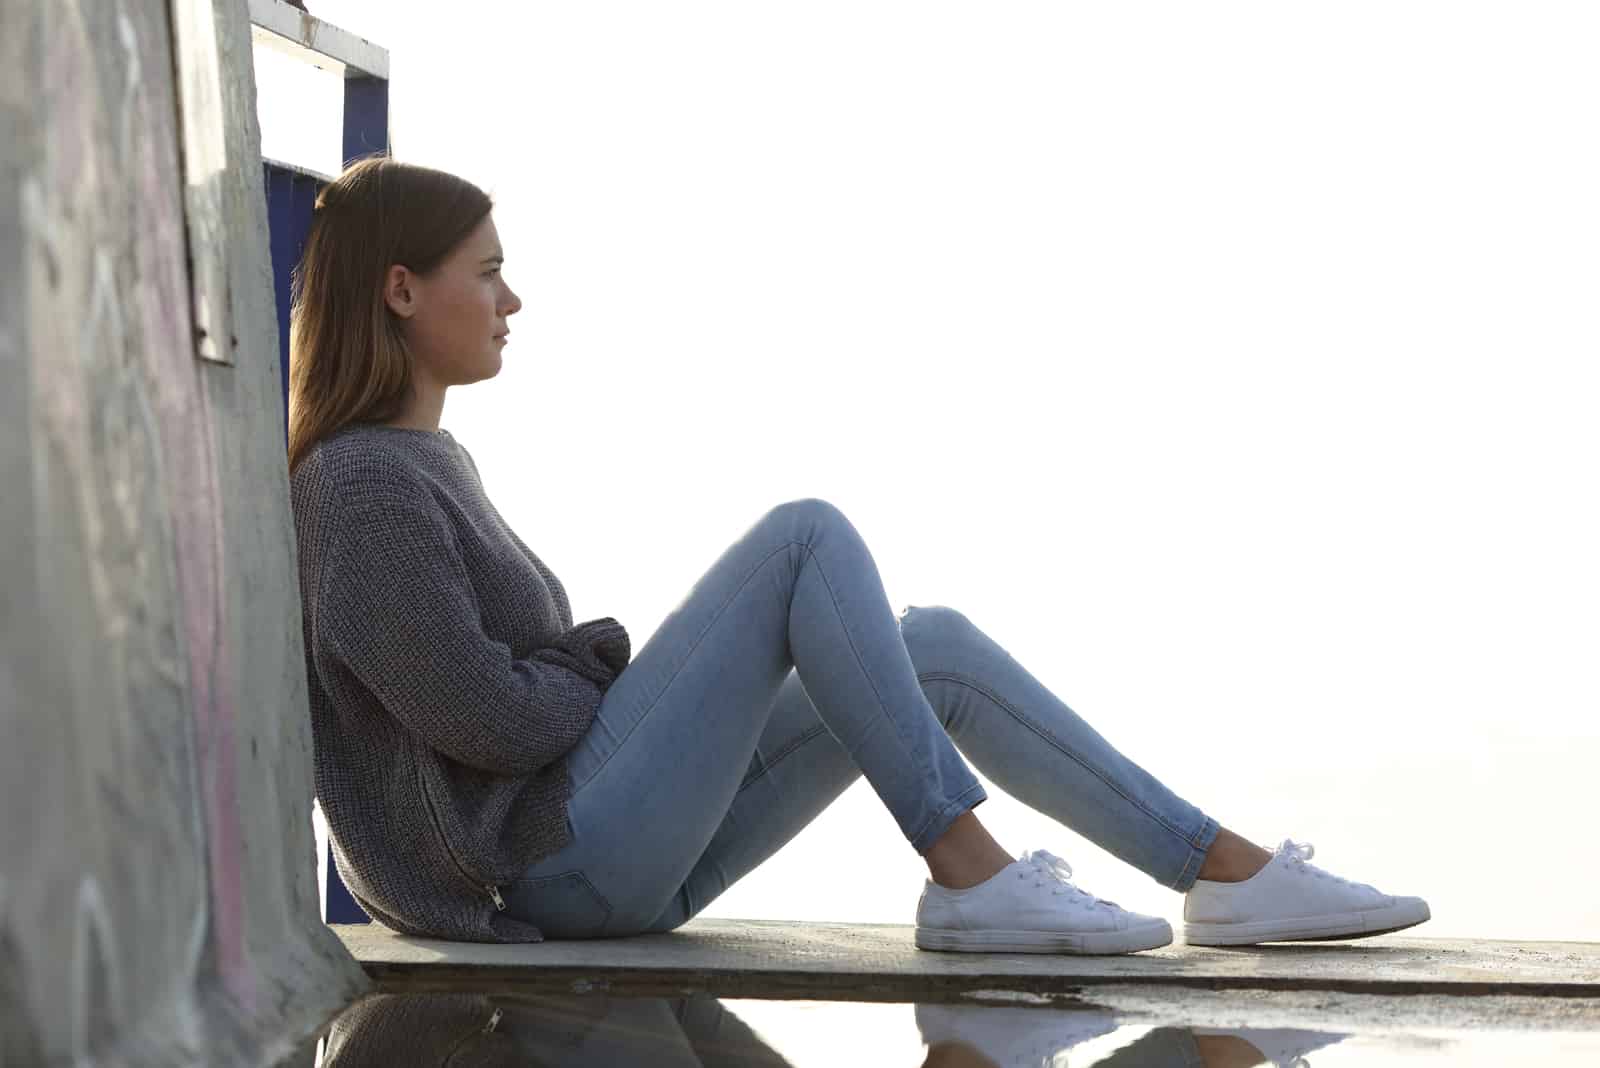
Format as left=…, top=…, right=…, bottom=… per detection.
left=419, top=770, right=509, bottom=913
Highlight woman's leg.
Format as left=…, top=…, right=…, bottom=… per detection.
left=501, top=498, right=987, bottom=937
left=641, top=603, right=1229, bottom=933
left=902, top=603, right=1224, bottom=888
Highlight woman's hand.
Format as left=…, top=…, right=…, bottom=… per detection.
left=537, top=617, right=631, bottom=687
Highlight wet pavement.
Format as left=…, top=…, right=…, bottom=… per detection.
left=275, top=990, right=1600, bottom=1066
left=292, top=921, right=1600, bottom=1064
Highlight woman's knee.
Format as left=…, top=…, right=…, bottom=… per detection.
left=898, top=603, right=974, bottom=645
left=761, top=496, right=849, bottom=533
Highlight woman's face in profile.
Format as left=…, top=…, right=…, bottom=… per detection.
left=394, top=214, right=523, bottom=386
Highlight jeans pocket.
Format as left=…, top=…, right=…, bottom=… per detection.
left=504, top=870, right=614, bottom=939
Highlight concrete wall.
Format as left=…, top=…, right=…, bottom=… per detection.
left=0, top=0, right=368, bottom=1063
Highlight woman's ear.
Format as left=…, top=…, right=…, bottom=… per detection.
left=383, top=264, right=418, bottom=319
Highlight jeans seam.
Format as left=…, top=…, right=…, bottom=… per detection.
left=576, top=541, right=802, bottom=788
left=738, top=723, right=832, bottom=790
left=914, top=669, right=1199, bottom=847
left=1174, top=815, right=1220, bottom=891
left=507, top=869, right=615, bottom=929
left=797, top=541, right=940, bottom=794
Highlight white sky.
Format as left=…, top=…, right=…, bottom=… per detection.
left=258, top=1, right=1599, bottom=953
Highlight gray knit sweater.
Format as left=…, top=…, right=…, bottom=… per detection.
left=290, top=423, right=631, bottom=943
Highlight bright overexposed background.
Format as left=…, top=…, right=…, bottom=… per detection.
left=258, top=1, right=1598, bottom=952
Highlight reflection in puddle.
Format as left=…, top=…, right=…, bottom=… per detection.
left=286, top=991, right=1600, bottom=1067
left=915, top=1003, right=1346, bottom=1066
left=318, top=993, right=794, bottom=1067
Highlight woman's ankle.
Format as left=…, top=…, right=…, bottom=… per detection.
left=1196, top=827, right=1272, bottom=883
left=924, top=811, right=1013, bottom=889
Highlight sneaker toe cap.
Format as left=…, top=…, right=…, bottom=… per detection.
left=1118, top=909, right=1170, bottom=933
left=1389, top=894, right=1430, bottom=919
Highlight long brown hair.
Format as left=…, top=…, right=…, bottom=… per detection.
left=286, top=156, right=493, bottom=474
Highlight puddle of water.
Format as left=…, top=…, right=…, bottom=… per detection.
left=272, top=991, right=1600, bottom=1067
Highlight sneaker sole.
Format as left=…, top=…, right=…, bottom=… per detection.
left=1183, top=896, right=1431, bottom=946
left=915, top=916, right=1174, bottom=955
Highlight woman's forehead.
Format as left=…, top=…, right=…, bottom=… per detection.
left=450, top=216, right=503, bottom=262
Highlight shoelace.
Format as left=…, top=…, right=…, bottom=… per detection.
left=1276, top=838, right=1380, bottom=896
left=1018, top=849, right=1120, bottom=908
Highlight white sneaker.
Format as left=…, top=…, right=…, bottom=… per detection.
left=1183, top=838, right=1431, bottom=946
left=915, top=849, right=1174, bottom=955
left=1190, top=1025, right=1351, bottom=1067
left=914, top=1003, right=1121, bottom=1067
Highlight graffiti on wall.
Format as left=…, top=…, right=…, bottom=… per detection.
left=10, top=0, right=253, bottom=1052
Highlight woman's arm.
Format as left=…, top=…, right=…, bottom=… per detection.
left=314, top=496, right=613, bottom=777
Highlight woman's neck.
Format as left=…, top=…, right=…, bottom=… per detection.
left=382, top=386, right=447, bottom=432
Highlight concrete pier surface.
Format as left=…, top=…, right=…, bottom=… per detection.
left=334, top=919, right=1600, bottom=1032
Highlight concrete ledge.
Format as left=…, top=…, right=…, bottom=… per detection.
left=334, top=919, right=1600, bottom=1003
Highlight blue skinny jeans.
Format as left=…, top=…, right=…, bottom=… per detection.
left=503, top=499, right=1220, bottom=937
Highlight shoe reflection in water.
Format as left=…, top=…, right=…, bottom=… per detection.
left=320, top=992, right=796, bottom=1067
left=914, top=1002, right=1352, bottom=1068
left=317, top=992, right=1354, bottom=1068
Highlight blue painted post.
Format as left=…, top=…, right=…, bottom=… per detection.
left=343, top=75, right=390, bottom=166
left=321, top=844, right=369, bottom=924
left=263, top=160, right=371, bottom=925
left=260, top=26, right=391, bottom=927
left=263, top=164, right=318, bottom=449
left=327, top=74, right=388, bottom=928
left=265, top=160, right=371, bottom=927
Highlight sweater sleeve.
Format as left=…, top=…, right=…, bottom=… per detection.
left=315, top=495, right=605, bottom=777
